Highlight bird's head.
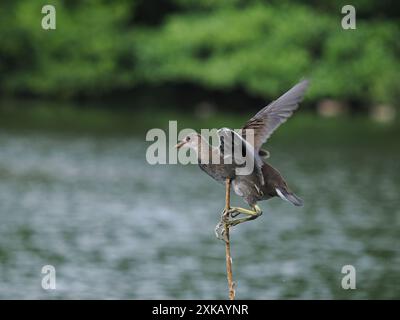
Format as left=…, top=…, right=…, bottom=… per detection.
left=175, top=132, right=202, bottom=151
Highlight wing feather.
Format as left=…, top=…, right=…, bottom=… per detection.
left=242, top=80, right=309, bottom=151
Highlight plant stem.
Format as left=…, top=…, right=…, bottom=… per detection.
left=223, top=178, right=235, bottom=300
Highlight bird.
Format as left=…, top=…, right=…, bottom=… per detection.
left=175, top=80, right=309, bottom=236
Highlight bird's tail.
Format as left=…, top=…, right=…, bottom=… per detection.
left=275, top=188, right=303, bottom=207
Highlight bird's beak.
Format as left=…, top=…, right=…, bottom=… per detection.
left=175, top=141, right=186, bottom=149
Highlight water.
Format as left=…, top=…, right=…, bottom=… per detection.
left=0, top=130, right=399, bottom=299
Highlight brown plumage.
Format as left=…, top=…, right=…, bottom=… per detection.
left=176, top=80, right=309, bottom=215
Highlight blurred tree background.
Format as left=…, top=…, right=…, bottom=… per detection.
left=0, top=0, right=399, bottom=114
left=2, top=1, right=400, bottom=301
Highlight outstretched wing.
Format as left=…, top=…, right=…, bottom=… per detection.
left=242, top=80, right=309, bottom=151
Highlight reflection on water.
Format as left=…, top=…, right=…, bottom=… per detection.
left=0, top=131, right=399, bottom=299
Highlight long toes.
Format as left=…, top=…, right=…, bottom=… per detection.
left=214, top=222, right=221, bottom=237
left=227, top=221, right=237, bottom=227
left=230, top=211, right=241, bottom=218
left=221, top=208, right=229, bottom=219
left=214, top=222, right=225, bottom=241
left=222, top=229, right=229, bottom=242
left=226, top=208, right=239, bottom=217
left=216, top=229, right=227, bottom=242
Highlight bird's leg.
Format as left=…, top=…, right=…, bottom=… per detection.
left=227, top=205, right=260, bottom=217
left=226, top=205, right=262, bottom=227
left=228, top=206, right=255, bottom=218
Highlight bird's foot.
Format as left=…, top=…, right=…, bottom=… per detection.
left=214, top=208, right=232, bottom=242
left=220, top=205, right=263, bottom=229
left=214, top=220, right=227, bottom=242
left=227, top=208, right=241, bottom=218
left=219, top=207, right=242, bottom=218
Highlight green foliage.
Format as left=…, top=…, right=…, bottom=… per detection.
left=0, top=0, right=136, bottom=98
left=0, top=0, right=399, bottom=106
left=134, top=2, right=399, bottom=105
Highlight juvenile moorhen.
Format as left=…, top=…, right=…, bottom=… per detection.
left=176, top=80, right=309, bottom=235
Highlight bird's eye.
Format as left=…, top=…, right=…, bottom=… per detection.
left=186, top=137, right=191, bottom=142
